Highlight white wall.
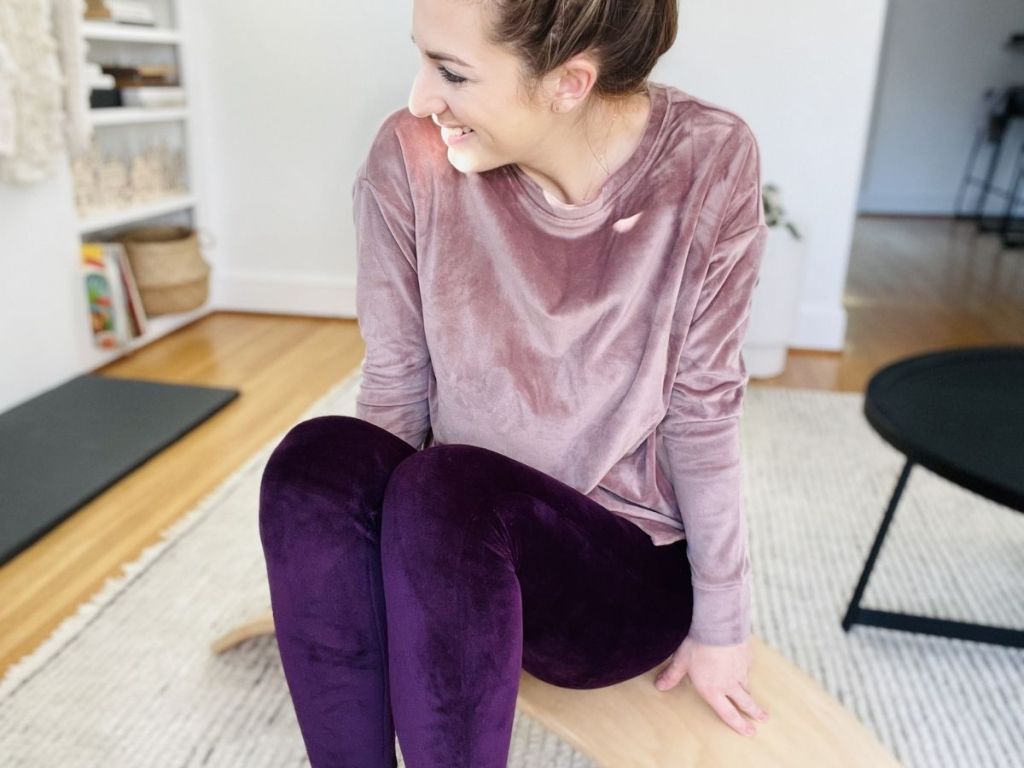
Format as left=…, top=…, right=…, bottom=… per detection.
left=183, top=0, right=412, bottom=316
left=1, top=1, right=889, bottom=413
left=0, top=162, right=102, bottom=412
left=662, top=0, right=889, bottom=350
left=860, top=0, right=1024, bottom=215
left=192, top=0, right=889, bottom=352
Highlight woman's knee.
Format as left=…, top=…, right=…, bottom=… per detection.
left=381, top=444, right=510, bottom=550
left=259, top=415, right=413, bottom=559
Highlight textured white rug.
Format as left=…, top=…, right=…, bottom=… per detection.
left=1, top=372, right=1022, bottom=767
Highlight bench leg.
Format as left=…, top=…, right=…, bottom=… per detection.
left=841, top=457, right=1024, bottom=648
left=210, top=609, right=275, bottom=654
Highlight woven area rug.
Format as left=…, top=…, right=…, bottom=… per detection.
left=1, top=371, right=1022, bottom=767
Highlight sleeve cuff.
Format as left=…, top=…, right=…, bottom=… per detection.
left=687, top=572, right=751, bottom=646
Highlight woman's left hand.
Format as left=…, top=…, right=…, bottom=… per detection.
left=653, top=634, right=769, bottom=737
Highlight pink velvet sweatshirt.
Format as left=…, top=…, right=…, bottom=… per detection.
left=352, top=79, right=767, bottom=646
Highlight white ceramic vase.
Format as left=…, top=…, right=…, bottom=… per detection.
left=742, top=224, right=807, bottom=379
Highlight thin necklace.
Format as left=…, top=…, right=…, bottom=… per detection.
left=580, top=106, right=620, bottom=201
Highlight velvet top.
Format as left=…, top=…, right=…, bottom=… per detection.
left=352, top=80, right=767, bottom=645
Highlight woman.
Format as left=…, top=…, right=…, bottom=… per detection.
left=259, top=0, right=770, bottom=765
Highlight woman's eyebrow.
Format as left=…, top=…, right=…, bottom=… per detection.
left=410, top=32, right=475, bottom=68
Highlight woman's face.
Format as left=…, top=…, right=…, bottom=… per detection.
left=408, top=0, right=561, bottom=174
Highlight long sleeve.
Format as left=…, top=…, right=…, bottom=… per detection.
left=352, top=173, right=432, bottom=450
left=660, top=125, right=768, bottom=646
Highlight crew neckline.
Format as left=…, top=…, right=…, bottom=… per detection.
left=505, top=80, right=668, bottom=222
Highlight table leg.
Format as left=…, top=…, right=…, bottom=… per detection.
left=842, top=458, right=914, bottom=633
left=841, top=457, right=1024, bottom=648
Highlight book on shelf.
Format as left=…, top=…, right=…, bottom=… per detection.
left=84, top=0, right=156, bottom=26
left=81, top=242, right=149, bottom=349
left=114, top=243, right=149, bottom=337
left=119, top=86, right=186, bottom=108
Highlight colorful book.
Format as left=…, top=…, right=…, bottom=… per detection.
left=82, top=242, right=151, bottom=348
left=81, top=243, right=120, bottom=349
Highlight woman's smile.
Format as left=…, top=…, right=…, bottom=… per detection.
left=441, top=125, right=475, bottom=146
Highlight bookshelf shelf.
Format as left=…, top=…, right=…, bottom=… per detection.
left=89, top=305, right=212, bottom=369
left=127, top=305, right=210, bottom=352
left=79, top=195, right=196, bottom=235
left=90, top=107, right=189, bottom=126
left=81, top=21, right=182, bottom=45
left=77, top=1, right=211, bottom=362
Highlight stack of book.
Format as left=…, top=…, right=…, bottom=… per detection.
left=82, top=242, right=149, bottom=350
left=84, top=0, right=157, bottom=26
left=98, top=64, right=185, bottom=109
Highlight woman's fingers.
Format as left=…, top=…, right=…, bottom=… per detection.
left=728, top=683, right=770, bottom=722
left=654, top=648, right=689, bottom=690
left=705, top=691, right=758, bottom=737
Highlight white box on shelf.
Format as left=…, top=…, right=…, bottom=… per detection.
left=120, top=87, right=187, bottom=108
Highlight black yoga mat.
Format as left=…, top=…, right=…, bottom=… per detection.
left=0, top=374, right=240, bottom=565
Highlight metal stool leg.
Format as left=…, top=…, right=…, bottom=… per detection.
left=954, top=127, right=988, bottom=219
left=998, top=143, right=1024, bottom=248
left=973, top=125, right=1009, bottom=225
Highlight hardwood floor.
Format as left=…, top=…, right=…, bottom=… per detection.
left=0, top=313, right=365, bottom=675
left=768, top=216, right=1024, bottom=391
left=1, top=215, right=1022, bottom=678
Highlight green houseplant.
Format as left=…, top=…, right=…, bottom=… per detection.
left=763, top=183, right=802, bottom=240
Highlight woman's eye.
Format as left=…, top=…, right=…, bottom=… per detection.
left=437, top=66, right=466, bottom=85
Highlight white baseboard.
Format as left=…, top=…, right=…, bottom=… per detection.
left=212, top=269, right=356, bottom=318
left=213, top=269, right=848, bottom=351
left=857, top=192, right=957, bottom=216
left=791, top=304, right=847, bottom=351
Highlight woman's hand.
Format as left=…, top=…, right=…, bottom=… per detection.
left=654, top=634, right=769, bottom=737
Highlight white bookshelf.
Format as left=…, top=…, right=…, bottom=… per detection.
left=90, top=106, right=189, bottom=126
left=79, top=194, right=196, bottom=234
left=81, top=20, right=182, bottom=45
left=76, top=0, right=211, bottom=362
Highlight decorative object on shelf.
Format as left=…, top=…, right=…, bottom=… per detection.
left=86, top=61, right=121, bottom=108
left=90, top=64, right=183, bottom=110
left=102, top=63, right=179, bottom=87
left=72, top=138, right=187, bottom=215
left=89, top=0, right=156, bottom=26
left=97, top=151, right=131, bottom=208
left=743, top=183, right=807, bottom=380
left=120, top=85, right=186, bottom=108
left=84, top=0, right=112, bottom=20
left=0, top=0, right=65, bottom=184
left=117, top=225, right=212, bottom=316
left=71, top=147, right=102, bottom=211
left=129, top=149, right=163, bottom=202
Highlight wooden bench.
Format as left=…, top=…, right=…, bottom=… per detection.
left=213, top=615, right=901, bottom=767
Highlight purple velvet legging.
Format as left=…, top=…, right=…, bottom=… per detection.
left=258, top=415, right=694, bottom=767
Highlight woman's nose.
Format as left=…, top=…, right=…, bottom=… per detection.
left=408, top=68, right=445, bottom=119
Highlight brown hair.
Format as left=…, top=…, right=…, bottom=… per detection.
left=476, top=0, right=677, bottom=105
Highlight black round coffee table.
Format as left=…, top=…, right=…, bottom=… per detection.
left=841, top=345, right=1024, bottom=647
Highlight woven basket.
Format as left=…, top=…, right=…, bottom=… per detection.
left=118, top=225, right=211, bottom=316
